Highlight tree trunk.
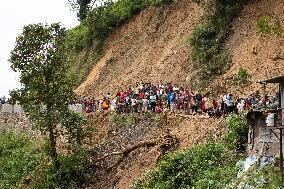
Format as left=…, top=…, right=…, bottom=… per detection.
left=48, top=123, right=60, bottom=169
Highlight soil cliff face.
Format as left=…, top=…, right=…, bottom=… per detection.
left=212, top=0, right=284, bottom=96
left=76, top=0, right=284, bottom=188
left=76, top=0, right=202, bottom=96
left=76, top=0, right=284, bottom=98
left=86, top=113, right=226, bottom=189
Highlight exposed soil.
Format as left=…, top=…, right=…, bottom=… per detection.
left=76, top=0, right=202, bottom=97
left=211, top=0, right=284, bottom=97
left=76, top=0, right=284, bottom=188
left=85, top=112, right=225, bottom=189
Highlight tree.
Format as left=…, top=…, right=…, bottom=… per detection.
left=69, top=0, right=93, bottom=20
left=9, top=23, right=85, bottom=168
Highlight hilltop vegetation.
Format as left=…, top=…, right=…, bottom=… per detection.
left=67, top=0, right=175, bottom=85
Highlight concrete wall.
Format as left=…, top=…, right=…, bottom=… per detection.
left=0, top=104, right=82, bottom=138
left=0, top=112, right=41, bottom=138
left=0, top=104, right=82, bottom=113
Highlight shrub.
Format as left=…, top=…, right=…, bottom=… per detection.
left=0, top=132, right=44, bottom=189
left=146, top=0, right=174, bottom=6
left=0, top=131, right=93, bottom=189
left=257, top=15, right=283, bottom=36
left=225, top=113, right=248, bottom=147
left=132, top=142, right=239, bottom=189
left=31, top=149, right=92, bottom=189
left=234, top=67, right=250, bottom=85
left=189, top=0, right=249, bottom=86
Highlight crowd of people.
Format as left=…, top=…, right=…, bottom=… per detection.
left=80, top=82, right=280, bottom=116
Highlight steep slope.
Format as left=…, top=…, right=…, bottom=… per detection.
left=86, top=113, right=225, bottom=189
left=211, top=0, right=284, bottom=96
left=76, top=0, right=202, bottom=97
left=75, top=0, right=284, bottom=188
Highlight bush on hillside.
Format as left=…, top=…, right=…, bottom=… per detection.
left=225, top=113, right=248, bottom=148
left=257, top=15, right=283, bottom=36
left=0, top=132, right=44, bottom=188
left=67, top=24, right=91, bottom=52
left=234, top=67, right=250, bottom=85
left=31, top=149, right=92, bottom=189
left=0, top=131, right=93, bottom=189
left=146, top=0, right=174, bottom=6
left=189, top=0, right=249, bottom=85
left=132, top=142, right=239, bottom=189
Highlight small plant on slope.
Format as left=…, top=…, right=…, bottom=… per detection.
left=234, top=67, right=250, bottom=85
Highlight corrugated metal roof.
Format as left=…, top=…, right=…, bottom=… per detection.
left=260, top=75, right=284, bottom=84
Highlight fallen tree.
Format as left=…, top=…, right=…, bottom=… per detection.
left=91, top=134, right=178, bottom=171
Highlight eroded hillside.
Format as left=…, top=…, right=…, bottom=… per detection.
left=85, top=112, right=226, bottom=189
left=76, top=0, right=284, bottom=98
left=211, top=0, right=284, bottom=96
left=76, top=0, right=202, bottom=96
left=74, top=0, right=284, bottom=188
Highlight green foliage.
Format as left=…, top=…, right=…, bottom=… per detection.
left=189, top=0, right=249, bottom=86
left=67, top=24, right=91, bottom=52
left=31, top=149, right=92, bottom=189
left=225, top=113, right=248, bottom=147
left=146, top=0, right=174, bottom=6
left=66, top=0, right=174, bottom=84
left=9, top=23, right=86, bottom=165
left=257, top=15, right=283, bottom=35
left=132, top=142, right=240, bottom=189
left=69, top=0, right=92, bottom=21
left=234, top=67, right=250, bottom=85
left=86, top=0, right=145, bottom=41
left=0, top=132, right=44, bottom=189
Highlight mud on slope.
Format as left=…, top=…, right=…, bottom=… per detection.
left=76, top=0, right=202, bottom=97
left=211, top=0, right=284, bottom=97
left=85, top=112, right=225, bottom=189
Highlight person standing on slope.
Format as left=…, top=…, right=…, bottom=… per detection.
left=149, top=91, right=157, bottom=112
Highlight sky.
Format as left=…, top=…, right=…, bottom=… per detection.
left=0, top=0, right=79, bottom=97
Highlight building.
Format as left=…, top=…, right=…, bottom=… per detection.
left=247, top=75, right=284, bottom=157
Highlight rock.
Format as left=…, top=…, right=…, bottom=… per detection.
left=251, top=46, right=259, bottom=55
left=270, top=49, right=284, bottom=61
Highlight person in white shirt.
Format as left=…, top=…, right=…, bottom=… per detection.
left=237, top=99, right=245, bottom=113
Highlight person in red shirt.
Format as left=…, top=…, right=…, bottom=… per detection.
left=213, top=99, right=218, bottom=114
left=156, top=99, right=163, bottom=113
left=86, top=97, right=91, bottom=113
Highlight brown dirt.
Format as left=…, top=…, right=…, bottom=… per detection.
left=85, top=112, right=225, bottom=189
left=211, top=0, right=284, bottom=97
left=76, top=0, right=202, bottom=97
left=168, top=114, right=227, bottom=149
left=76, top=0, right=284, bottom=188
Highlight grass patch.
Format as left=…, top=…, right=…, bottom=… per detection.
left=257, top=15, right=283, bottom=36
